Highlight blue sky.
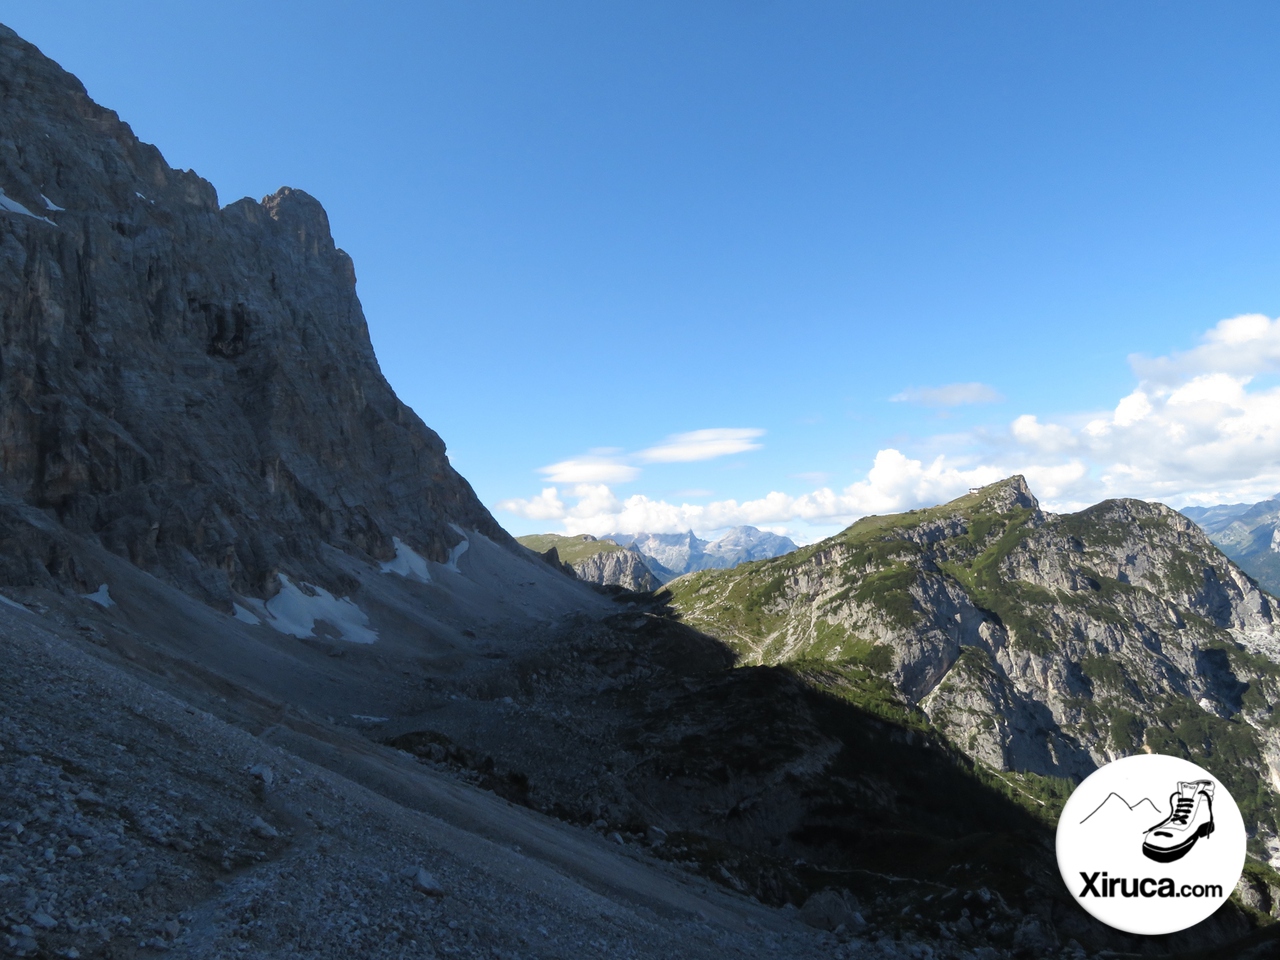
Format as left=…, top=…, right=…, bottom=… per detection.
left=8, top=2, right=1280, bottom=542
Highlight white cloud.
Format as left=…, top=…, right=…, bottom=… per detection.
left=637, top=428, right=764, bottom=463
left=528, top=449, right=1004, bottom=539
left=1011, top=414, right=1077, bottom=453
left=995, top=314, right=1280, bottom=506
left=891, top=382, right=1003, bottom=406
left=565, top=483, right=621, bottom=520
left=1076, top=373, right=1280, bottom=498
left=497, top=487, right=565, bottom=521
left=538, top=457, right=639, bottom=484
left=531, top=428, right=764, bottom=488
left=1131, top=314, right=1280, bottom=384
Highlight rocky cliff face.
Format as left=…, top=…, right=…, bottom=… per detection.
left=0, top=24, right=507, bottom=609
left=670, top=477, right=1280, bottom=859
left=516, top=533, right=660, bottom=591
left=570, top=547, right=659, bottom=592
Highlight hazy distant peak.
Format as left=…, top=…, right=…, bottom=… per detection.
left=603, top=525, right=798, bottom=581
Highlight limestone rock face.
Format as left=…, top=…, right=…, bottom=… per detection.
left=670, top=476, right=1280, bottom=856
left=516, top=533, right=660, bottom=591
left=0, top=25, right=507, bottom=606
left=570, top=547, right=660, bottom=593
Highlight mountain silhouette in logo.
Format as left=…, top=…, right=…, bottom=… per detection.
left=1079, top=792, right=1162, bottom=826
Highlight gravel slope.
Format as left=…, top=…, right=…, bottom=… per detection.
left=0, top=600, right=964, bottom=960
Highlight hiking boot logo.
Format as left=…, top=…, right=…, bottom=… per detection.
left=1057, top=755, right=1246, bottom=936
left=1142, top=780, right=1215, bottom=863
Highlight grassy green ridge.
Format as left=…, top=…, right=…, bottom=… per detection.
left=668, top=480, right=1055, bottom=661
left=516, top=533, right=627, bottom=565
left=670, top=479, right=1242, bottom=665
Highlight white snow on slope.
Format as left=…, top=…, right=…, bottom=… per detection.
left=232, top=602, right=262, bottom=625
left=380, top=537, right=431, bottom=584
left=263, top=575, right=377, bottom=644
left=40, top=193, right=64, bottom=212
left=0, top=593, right=30, bottom=612
left=0, top=189, right=56, bottom=225
left=445, top=525, right=470, bottom=573
left=82, top=585, right=115, bottom=608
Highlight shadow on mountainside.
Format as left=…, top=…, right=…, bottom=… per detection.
left=377, top=588, right=1261, bottom=958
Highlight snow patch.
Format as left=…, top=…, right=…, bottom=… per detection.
left=0, top=594, right=29, bottom=612
left=134, top=191, right=153, bottom=204
left=444, top=524, right=470, bottom=573
left=40, top=194, right=64, bottom=212
left=82, top=585, right=115, bottom=608
left=380, top=537, right=431, bottom=584
left=232, top=602, right=262, bottom=625
left=351, top=715, right=389, bottom=724
left=263, top=575, right=377, bottom=644
left=0, top=189, right=56, bottom=225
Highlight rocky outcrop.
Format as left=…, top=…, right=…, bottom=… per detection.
left=529, top=544, right=576, bottom=577
left=570, top=547, right=659, bottom=592
left=670, top=477, right=1280, bottom=858
left=0, top=25, right=508, bottom=608
left=516, top=533, right=659, bottom=591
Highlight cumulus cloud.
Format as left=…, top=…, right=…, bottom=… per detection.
left=890, top=382, right=1003, bottom=406
left=508, top=449, right=1003, bottom=539
left=985, top=314, right=1280, bottom=506
left=1130, top=314, right=1280, bottom=384
left=497, top=487, right=565, bottom=521
left=1011, top=415, right=1077, bottom=453
left=637, top=428, right=765, bottom=463
left=1071, top=373, right=1280, bottom=499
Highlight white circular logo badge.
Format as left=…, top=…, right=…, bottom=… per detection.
left=1056, top=754, right=1246, bottom=935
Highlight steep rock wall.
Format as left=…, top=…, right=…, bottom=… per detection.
left=0, top=25, right=508, bottom=607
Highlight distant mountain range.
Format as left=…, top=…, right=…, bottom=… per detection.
left=518, top=526, right=798, bottom=590
left=1182, top=496, right=1280, bottom=596
left=609, top=526, right=798, bottom=581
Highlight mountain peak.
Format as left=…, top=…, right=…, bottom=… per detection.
left=261, top=186, right=339, bottom=254
left=963, top=475, right=1039, bottom=513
